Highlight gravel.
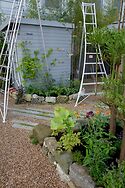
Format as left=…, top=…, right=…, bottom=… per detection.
left=0, top=118, right=68, bottom=188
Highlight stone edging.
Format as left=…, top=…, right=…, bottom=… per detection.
left=41, top=137, right=95, bottom=188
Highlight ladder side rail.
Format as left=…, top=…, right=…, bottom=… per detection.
left=75, top=4, right=87, bottom=106
left=78, top=24, right=84, bottom=76
left=93, top=4, right=105, bottom=75
left=121, top=2, right=125, bottom=28
left=36, top=0, right=48, bottom=71
left=3, top=0, right=24, bottom=122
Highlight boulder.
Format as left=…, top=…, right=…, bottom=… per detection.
left=55, top=151, right=73, bottom=174
left=57, top=95, right=69, bottom=103
left=45, top=97, right=56, bottom=103
left=69, top=163, right=95, bottom=188
left=31, top=124, right=52, bottom=145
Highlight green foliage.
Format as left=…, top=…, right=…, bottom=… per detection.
left=51, top=107, right=81, bottom=151
left=82, top=114, right=117, bottom=185
left=26, top=0, right=38, bottom=18
left=17, top=41, right=41, bottom=80
left=89, top=28, right=125, bottom=69
left=102, top=77, right=124, bottom=106
left=103, top=161, right=125, bottom=188
left=25, top=79, right=79, bottom=97
left=73, top=150, right=84, bottom=165
left=51, top=107, right=75, bottom=134
left=59, top=131, right=81, bottom=151
left=31, top=137, right=39, bottom=145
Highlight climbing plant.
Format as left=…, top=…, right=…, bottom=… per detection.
left=17, top=41, right=41, bottom=80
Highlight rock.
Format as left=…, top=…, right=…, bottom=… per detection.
left=55, top=151, right=73, bottom=174
left=57, top=95, right=69, bottom=103
left=56, top=163, right=70, bottom=183
left=69, top=93, right=78, bottom=100
left=24, top=94, right=32, bottom=102
left=32, top=94, right=39, bottom=98
left=45, top=97, right=56, bottom=103
left=68, top=181, right=76, bottom=188
left=31, top=124, right=52, bottom=145
left=38, top=96, right=45, bottom=103
left=69, top=163, right=95, bottom=188
left=43, top=137, right=58, bottom=156
left=31, top=98, right=39, bottom=104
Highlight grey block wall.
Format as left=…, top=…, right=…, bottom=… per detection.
left=16, top=18, right=73, bottom=87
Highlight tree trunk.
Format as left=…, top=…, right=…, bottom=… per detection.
left=109, top=106, right=117, bottom=135
left=120, top=123, right=125, bottom=161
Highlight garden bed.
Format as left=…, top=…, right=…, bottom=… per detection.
left=30, top=107, right=125, bottom=188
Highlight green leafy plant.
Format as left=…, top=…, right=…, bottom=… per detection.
left=73, top=150, right=84, bottom=165
left=82, top=114, right=117, bottom=185
left=51, top=107, right=81, bottom=151
left=31, top=137, right=39, bottom=145
left=103, top=161, right=125, bottom=188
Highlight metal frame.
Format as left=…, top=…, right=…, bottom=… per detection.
left=75, top=2, right=107, bottom=107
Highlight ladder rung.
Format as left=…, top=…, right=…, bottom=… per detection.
left=85, top=13, right=95, bottom=15
left=82, top=3, right=95, bottom=6
left=85, top=23, right=96, bottom=25
left=84, top=72, right=105, bottom=75
left=85, top=62, right=103, bottom=65
left=0, top=76, right=9, bottom=81
left=86, top=53, right=98, bottom=55
left=83, top=82, right=104, bottom=86
left=0, top=65, right=10, bottom=69
left=83, top=92, right=103, bottom=95
left=2, top=54, right=9, bottom=56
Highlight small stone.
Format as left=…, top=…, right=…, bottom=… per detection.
left=57, top=95, right=69, bottom=103
left=31, top=98, right=39, bottom=104
left=38, top=96, right=44, bottom=103
left=32, top=94, right=39, bottom=98
left=45, top=97, right=56, bottom=103
left=69, top=93, right=78, bottom=100
left=43, top=137, right=58, bottom=156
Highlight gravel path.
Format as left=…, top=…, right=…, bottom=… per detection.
left=0, top=95, right=107, bottom=188
left=0, top=118, right=68, bottom=188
